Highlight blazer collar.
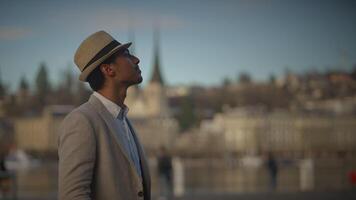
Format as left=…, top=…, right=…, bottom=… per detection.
left=92, top=91, right=129, bottom=120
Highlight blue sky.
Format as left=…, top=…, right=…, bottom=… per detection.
left=0, top=0, right=356, bottom=91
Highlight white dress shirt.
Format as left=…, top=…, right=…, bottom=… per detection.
left=93, top=91, right=142, bottom=179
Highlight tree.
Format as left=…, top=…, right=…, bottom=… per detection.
left=63, top=67, right=74, bottom=94
left=0, top=68, right=6, bottom=99
left=35, top=62, right=51, bottom=105
left=75, top=81, right=90, bottom=105
left=19, top=75, right=29, bottom=91
left=351, top=64, right=356, bottom=81
left=269, top=73, right=276, bottom=84
left=238, top=72, right=252, bottom=84
left=177, top=96, right=197, bottom=132
left=54, top=67, right=75, bottom=104
left=222, top=76, right=232, bottom=87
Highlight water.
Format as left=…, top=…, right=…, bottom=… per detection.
left=9, top=157, right=356, bottom=199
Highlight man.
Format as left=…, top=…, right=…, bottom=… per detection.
left=58, top=31, right=151, bottom=200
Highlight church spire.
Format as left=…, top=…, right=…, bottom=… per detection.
left=149, top=28, right=164, bottom=85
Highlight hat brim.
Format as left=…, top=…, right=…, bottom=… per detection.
left=79, top=42, right=132, bottom=82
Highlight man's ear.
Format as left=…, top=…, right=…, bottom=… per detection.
left=100, top=64, right=116, bottom=77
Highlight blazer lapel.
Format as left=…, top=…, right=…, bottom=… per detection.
left=88, top=94, right=141, bottom=181
left=126, top=119, right=151, bottom=197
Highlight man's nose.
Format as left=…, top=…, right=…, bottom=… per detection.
left=131, top=55, right=140, bottom=65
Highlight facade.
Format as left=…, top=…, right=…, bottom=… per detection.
left=194, top=106, right=356, bottom=156
left=14, top=105, right=73, bottom=153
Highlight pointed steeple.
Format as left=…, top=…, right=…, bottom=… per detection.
left=149, top=28, right=164, bottom=85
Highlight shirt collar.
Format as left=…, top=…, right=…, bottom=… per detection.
left=93, top=91, right=129, bottom=120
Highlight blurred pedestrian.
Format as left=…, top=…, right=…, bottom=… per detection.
left=157, top=146, right=173, bottom=200
left=348, top=169, right=356, bottom=188
left=0, top=144, right=10, bottom=198
left=266, top=152, right=278, bottom=191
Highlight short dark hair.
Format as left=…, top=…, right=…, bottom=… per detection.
left=87, top=50, right=123, bottom=91
left=87, top=66, right=105, bottom=91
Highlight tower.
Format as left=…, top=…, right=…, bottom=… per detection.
left=144, top=29, right=170, bottom=118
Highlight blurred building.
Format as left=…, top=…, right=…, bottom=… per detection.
left=14, top=105, right=73, bottom=154
left=178, top=105, right=356, bottom=157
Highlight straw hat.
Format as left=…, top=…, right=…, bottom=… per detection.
left=74, top=30, right=131, bottom=82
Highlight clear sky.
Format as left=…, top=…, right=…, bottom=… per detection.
left=0, top=0, right=355, bottom=91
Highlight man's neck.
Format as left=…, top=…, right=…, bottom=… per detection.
left=96, top=86, right=128, bottom=108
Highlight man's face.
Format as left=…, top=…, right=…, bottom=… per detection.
left=111, top=49, right=143, bottom=86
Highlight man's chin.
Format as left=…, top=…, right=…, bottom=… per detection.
left=130, top=76, right=143, bottom=86
left=137, top=76, right=143, bottom=84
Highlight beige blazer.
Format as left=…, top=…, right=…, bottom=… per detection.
left=58, top=94, right=151, bottom=200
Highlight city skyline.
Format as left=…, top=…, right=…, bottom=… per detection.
left=0, top=0, right=356, bottom=92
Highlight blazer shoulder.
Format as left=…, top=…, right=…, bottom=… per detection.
left=59, top=104, right=94, bottom=134
left=64, top=101, right=98, bottom=122
left=57, top=102, right=98, bottom=149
